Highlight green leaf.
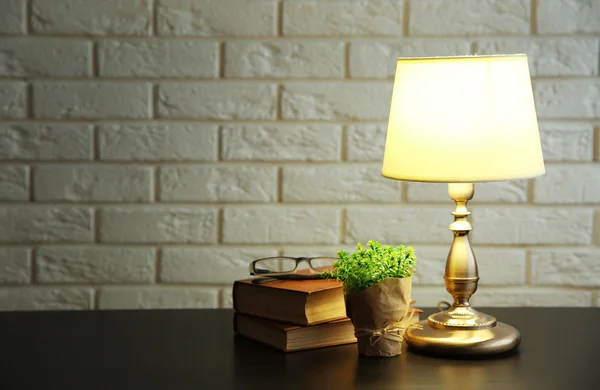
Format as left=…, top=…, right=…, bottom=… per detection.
left=321, top=240, right=417, bottom=294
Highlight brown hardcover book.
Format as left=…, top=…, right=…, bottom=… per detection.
left=233, top=277, right=346, bottom=325
left=234, top=308, right=422, bottom=352
left=234, top=313, right=357, bottom=352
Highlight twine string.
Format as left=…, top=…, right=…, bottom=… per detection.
left=354, top=311, right=424, bottom=347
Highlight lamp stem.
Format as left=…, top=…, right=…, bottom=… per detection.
left=445, top=183, right=478, bottom=308
left=426, top=183, right=497, bottom=330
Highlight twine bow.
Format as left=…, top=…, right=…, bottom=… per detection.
left=354, top=311, right=424, bottom=346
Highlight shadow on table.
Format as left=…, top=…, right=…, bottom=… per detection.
left=232, top=335, right=525, bottom=390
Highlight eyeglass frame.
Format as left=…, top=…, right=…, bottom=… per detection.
left=248, top=256, right=338, bottom=279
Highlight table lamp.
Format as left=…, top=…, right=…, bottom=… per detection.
left=382, top=54, right=545, bottom=356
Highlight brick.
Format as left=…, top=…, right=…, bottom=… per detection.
left=0, top=248, right=30, bottom=284
left=347, top=124, right=386, bottom=161
left=34, top=165, right=153, bottom=202
left=31, top=0, right=151, bottom=35
left=157, top=0, right=276, bottom=36
left=0, top=123, right=92, bottom=161
left=223, top=207, right=340, bottom=244
left=99, top=40, right=218, bottom=78
left=283, top=0, right=403, bottom=37
left=531, top=249, right=600, bottom=288
left=161, top=247, right=278, bottom=284
left=534, top=81, right=600, bottom=119
left=0, top=165, right=28, bottom=200
left=410, top=0, right=530, bottom=36
left=98, top=124, right=217, bottom=162
left=222, top=124, right=341, bottom=162
left=350, top=40, right=470, bottom=78
left=283, top=165, right=401, bottom=202
left=225, top=41, right=344, bottom=78
left=0, top=207, right=92, bottom=243
left=33, top=82, right=151, bottom=119
left=538, top=122, right=594, bottom=162
left=472, top=207, right=593, bottom=245
left=411, top=287, right=452, bottom=307
left=471, top=288, right=592, bottom=307
left=475, top=38, right=599, bottom=76
left=0, top=39, right=90, bottom=77
left=0, top=81, right=26, bottom=119
left=98, top=207, right=216, bottom=243
left=36, top=247, right=155, bottom=284
left=282, top=82, right=393, bottom=120
left=407, top=181, right=528, bottom=203
left=159, top=166, right=277, bottom=202
left=98, top=287, right=218, bottom=309
left=534, top=165, right=600, bottom=204
left=0, top=0, right=23, bottom=34
left=281, top=246, right=355, bottom=258
left=158, top=83, right=276, bottom=119
left=411, top=246, right=526, bottom=287
left=538, top=0, right=600, bottom=33
left=221, top=288, right=233, bottom=308
left=345, top=207, right=453, bottom=245
left=0, top=287, right=93, bottom=311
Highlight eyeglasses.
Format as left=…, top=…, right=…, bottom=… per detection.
left=248, top=256, right=337, bottom=283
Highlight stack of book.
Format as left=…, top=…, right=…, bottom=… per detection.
left=232, top=276, right=422, bottom=352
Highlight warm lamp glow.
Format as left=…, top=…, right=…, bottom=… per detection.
left=382, top=54, right=545, bottom=183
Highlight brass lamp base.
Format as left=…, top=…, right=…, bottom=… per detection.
left=406, top=183, right=521, bottom=357
left=405, top=320, right=521, bottom=357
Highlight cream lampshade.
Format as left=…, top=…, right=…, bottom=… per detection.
left=383, top=54, right=545, bottom=183
left=381, top=55, right=545, bottom=357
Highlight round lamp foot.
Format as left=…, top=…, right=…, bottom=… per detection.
left=404, top=320, right=521, bottom=357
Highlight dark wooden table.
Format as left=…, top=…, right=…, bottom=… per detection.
left=0, top=308, right=598, bottom=390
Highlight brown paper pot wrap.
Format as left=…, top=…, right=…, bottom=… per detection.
left=345, top=277, right=412, bottom=357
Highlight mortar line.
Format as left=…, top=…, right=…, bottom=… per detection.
left=592, top=290, right=598, bottom=307
left=277, top=167, right=283, bottom=202
left=401, top=182, right=408, bottom=203
left=470, top=41, right=478, bottom=55
left=155, top=247, right=161, bottom=284
left=530, top=0, right=538, bottom=35
left=26, top=83, right=33, bottom=119
left=4, top=75, right=599, bottom=82
left=277, top=0, right=284, bottom=36
left=18, top=33, right=600, bottom=40
left=150, top=0, right=158, bottom=36
left=403, top=0, right=410, bottom=37
left=93, top=289, right=101, bottom=310
left=339, top=208, right=346, bottom=244
left=91, top=41, right=99, bottom=77
left=24, top=0, right=31, bottom=34
left=217, top=208, right=224, bottom=244
left=217, top=126, right=223, bottom=161
left=92, top=208, right=99, bottom=243
left=340, top=125, right=347, bottom=161
left=343, top=42, right=350, bottom=79
left=527, top=179, right=535, bottom=204
left=27, top=165, right=34, bottom=202
left=151, top=84, right=159, bottom=119
left=217, top=288, right=224, bottom=308
left=275, top=84, right=283, bottom=120
left=153, top=166, right=160, bottom=202
left=593, top=126, right=599, bottom=161
left=92, top=126, right=100, bottom=161
left=525, top=249, right=532, bottom=286
left=218, top=41, right=225, bottom=78
left=29, top=247, right=36, bottom=284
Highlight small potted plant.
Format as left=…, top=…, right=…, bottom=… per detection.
left=323, top=240, right=417, bottom=357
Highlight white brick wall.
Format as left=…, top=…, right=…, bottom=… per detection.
left=0, top=0, right=599, bottom=310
